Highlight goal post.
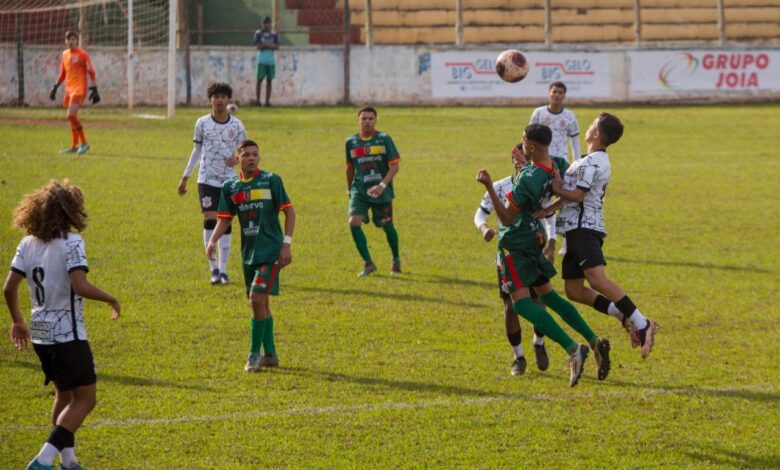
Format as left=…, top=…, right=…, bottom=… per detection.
left=0, top=0, right=177, bottom=117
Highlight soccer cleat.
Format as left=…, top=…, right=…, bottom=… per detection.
left=390, top=259, right=402, bottom=275
left=638, top=320, right=660, bottom=359
left=210, top=269, right=221, bottom=285
left=594, top=338, right=611, bottom=381
left=219, top=272, right=230, bottom=284
left=244, top=352, right=260, bottom=372
left=567, top=344, right=589, bottom=387
left=60, top=147, right=78, bottom=154
left=622, top=318, right=641, bottom=349
left=533, top=343, right=549, bottom=371
left=357, top=261, right=377, bottom=278
left=26, top=459, right=54, bottom=470
left=75, top=144, right=90, bottom=154
left=259, top=354, right=279, bottom=368
left=510, top=356, right=527, bottom=376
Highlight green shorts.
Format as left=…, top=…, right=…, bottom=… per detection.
left=257, top=64, right=275, bottom=81
left=243, top=261, right=280, bottom=296
left=499, top=247, right=556, bottom=294
left=349, top=197, right=393, bottom=227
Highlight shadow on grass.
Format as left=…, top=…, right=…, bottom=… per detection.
left=277, top=365, right=531, bottom=400
left=4, top=359, right=216, bottom=393
left=289, top=285, right=489, bottom=308
left=389, top=274, right=495, bottom=289
left=610, top=257, right=774, bottom=274
left=602, top=377, right=779, bottom=403
left=681, top=442, right=780, bottom=468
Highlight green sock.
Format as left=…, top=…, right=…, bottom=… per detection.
left=250, top=318, right=265, bottom=353
left=262, top=316, right=276, bottom=356
left=350, top=225, right=372, bottom=262
left=513, top=297, right=577, bottom=354
left=540, top=290, right=598, bottom=346
left=383, top=224, right=400, bottom=261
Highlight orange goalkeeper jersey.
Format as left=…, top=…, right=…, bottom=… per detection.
left=56, top=47, right=95, bottom=95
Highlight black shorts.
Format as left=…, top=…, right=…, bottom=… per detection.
left=197, top=183, right=222, bottom=213
left=497, top=266, right=544, bottom=300
left=33, top=340, right=97, bottom=391
left=561, top=229, right=607, bottom=280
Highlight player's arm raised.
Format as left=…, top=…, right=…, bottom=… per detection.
left=476, top=169, right=520, bottom=226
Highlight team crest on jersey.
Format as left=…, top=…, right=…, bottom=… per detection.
left=71, top=56, right=79, bottom=64
left=201, top=196, right=213, bottom=208
left=227, top=128, right=236, bottom=140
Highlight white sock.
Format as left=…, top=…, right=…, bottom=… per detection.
left=218, top=234, right=231, bottom=274
left=607, top=303, right=625, bottom=322
left=203, top=229, right=218, bottom=271
left=511, top=343, right=524, bottom=358
left=60, top=447, right=78, bottom=467
left=533, top=334, right=545, bottom=346
left=629, top=309, right=649, bottom=330
left=34, top=442, right=58, bottom=466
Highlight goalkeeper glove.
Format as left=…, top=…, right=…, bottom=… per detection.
left=89, top=86, right=101, bottom=104
left=49, top=83, right=60, bottom=101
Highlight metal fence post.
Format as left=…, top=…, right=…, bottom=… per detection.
left=455, top=0, right=463, bottom=46
left=365, top=0, right=373, bottom=48
left=634, top=0, right=642, bottom=46
left=343, top=0, right=350, bottom=104
left=544, top=0, right=551, bottom=47
left=716, top=0, right=726, bottom=45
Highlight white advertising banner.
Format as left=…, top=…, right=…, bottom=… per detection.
left=629, top=50, right=780, bottom=96
left=430, top=51, right=611, bottom=99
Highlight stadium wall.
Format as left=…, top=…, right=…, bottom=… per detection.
left=2, top=45, right=780, bottom=106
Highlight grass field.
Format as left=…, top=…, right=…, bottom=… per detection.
left=0, top=104, right=778, bottom=468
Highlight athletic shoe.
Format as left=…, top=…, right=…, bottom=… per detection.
left=210, top=269, right=220, bottom=285
left=219, top=272, right=230, bottom=284
left=75, top=143, right=90, bottom=154
left=357, top=261, right=377, bottom=278
left=60, top=464, right=85, bottom=470
left=510, top=356, right=527, bottom=376
left=567, top=344, right=589, bottom=387
left=244, top=352, right=260, bottom=372
left=594, top=338, right=611, bottom=381
left=259, top=354, right=279, bottom=368
left=622, top=318, right=640, bottom=349
left=26, top=459, right=54, bottom=470
left=533, top=343, right=549, bottom=371
left=390, top=259, right=402, bottom=275
left=638, top=320, right=660, bottom=359
left=60, top=147, right=78, bottom=154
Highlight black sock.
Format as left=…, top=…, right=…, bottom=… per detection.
left=47, top=425, right=74, bottom=451
left=507, top=330, right=521, bottom=347
left=615, top=295, right=637, bottom=318
left=593, top=295, right=612, bottom=315
left=533, top=327, right=545, bottom=339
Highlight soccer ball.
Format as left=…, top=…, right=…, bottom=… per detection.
left=227, top=103, right=238, bottom=114
left=495, top=50, right=529, bottom=83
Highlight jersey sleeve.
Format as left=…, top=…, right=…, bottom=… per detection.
left=217, top=182, right=236, bottom=219
left=273, top=32, right=280, bottom=45
left=345, top=139, right=353, bottom=168
left=10, top=238, right=27, bottom=277
left=529, top=108, right=540, bottom=124
left=56, top=52, right=67, bottom=84
left=253, top=31, right=261, bottom=45
left=553, top=156, right=570, bottom=176
left=83, top=51, right=96, bottom=82
left=567, top=112, right=579, bottom=137
left=385, top=135, right=400, bottom=165
left=193, top=119, right=203, bottom=144
left=64, top=236, right=89, bottom=273
left=480, top=189, right=494, bottom=214
left=575, top=161, right=596, bottom=192
left=272, top=175, right=292, bottom=211
left=508, top=173, right=539, bottom=211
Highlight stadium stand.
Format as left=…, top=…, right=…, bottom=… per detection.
left=284, top=0, right=780, bottom=45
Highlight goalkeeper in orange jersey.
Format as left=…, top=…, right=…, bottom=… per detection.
left=50, top=31, right=100, bottom=155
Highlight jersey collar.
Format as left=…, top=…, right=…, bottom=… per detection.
left=240, top=169, right=261, bottom=182
left=359, top=131, right=376, bottom=141
left=532, top=160, right=555, bottom=175
left=546, top=106, right=564, bottom=115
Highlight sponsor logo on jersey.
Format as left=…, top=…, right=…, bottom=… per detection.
left=231, top=188, right=272, bottom=204
left=350, top=146, right=386, bottom=158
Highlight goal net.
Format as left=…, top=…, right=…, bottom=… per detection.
left=0, top=0, right=176, bottom=116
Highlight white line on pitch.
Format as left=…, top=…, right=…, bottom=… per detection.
left=2, top=385, right=775, bottom=432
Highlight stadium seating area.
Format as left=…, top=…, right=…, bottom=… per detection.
left=286, top=0, right=780, bottom=45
